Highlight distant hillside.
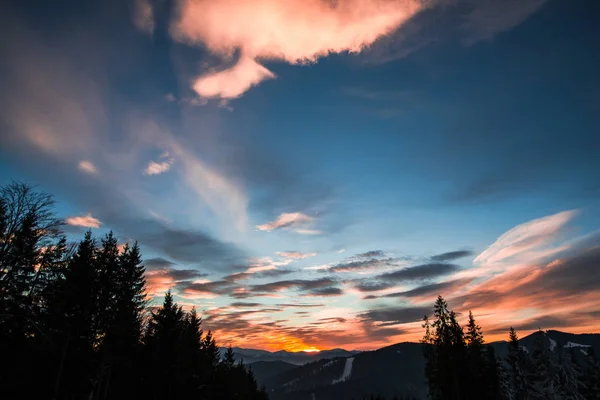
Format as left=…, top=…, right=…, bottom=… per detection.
left=251, top=330, right=600, bottom=400
left=249, top=360, right=298, bottom=384
left=222, top=347, right=360, bottom=365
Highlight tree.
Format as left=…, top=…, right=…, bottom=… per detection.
left=223, top=346, right=236, bottom=369
left=422, top=296, right=468, bottom=400
left=144, top=291, right=185, bottom=399
left=507, top=327, right=532, bottom=400
left=0, top=182, right=64, bottom=399
left=45, top=231, right=98, bottom=399
left=555, top=344, right=585, bottom=400
left=529, top=331, right=560, bottom=400
left=581, top=347, right=600, bottom=399
left=465, top=311, right=486, bottom=398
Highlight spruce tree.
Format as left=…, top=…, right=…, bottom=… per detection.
left=507, top=327, right=532, bottom=400
left=47, top=231, right=98, bottom=399
left=465, top=311, right=486, bottom=398
left=530, top=331, right=561, bottom=400
left=555, top=344, right=585, bottom=400
left=145, top=291, right=185, bottom=399
left=582, top=347, right=600, bottom=399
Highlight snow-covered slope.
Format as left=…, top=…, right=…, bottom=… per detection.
left=332, top=357, right=354, bottom=384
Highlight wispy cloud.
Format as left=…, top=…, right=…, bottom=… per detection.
left=131, top=0, right=155, bottom=35
left=171, top=0, right=424, bottom=99
left=460, top=0, right=548, bottom=45
left=276, top=251, right=318, bottom=260
left=78, top=160, right=98, bottom=174
left=144, top=153, right=174, bottom=176
left=65, top=213, right=102, bottom=228
left=256, top=212, right=318, bottom=234
left=474, top=210, right=578, bottom=269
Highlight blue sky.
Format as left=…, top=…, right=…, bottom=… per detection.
left=1, top=0, right=600, bottom=350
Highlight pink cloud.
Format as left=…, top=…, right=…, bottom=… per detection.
left=193, top=56, right=276, bottom=99
left=171, top=0, right=424, bottom=98
left=277, top=251, right=318, bottom=260
left=65, top=213, right=102, bottom=228
left=78, top=160, right=97, bottom=174
left=256, top=212, right=314, bottom=232
left=474, top=209, right=578, bottom=268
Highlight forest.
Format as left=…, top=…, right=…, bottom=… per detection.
left=0, top=182, right=267, bottom=400
left=421, top=296, right=600, bottom=400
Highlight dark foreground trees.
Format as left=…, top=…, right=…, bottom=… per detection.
left=0, top=182, right=267, bottom=400
left=422, top=296, right=600, bottom=400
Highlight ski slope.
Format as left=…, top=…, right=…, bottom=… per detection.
left=332, top=357, right=354, bottom=384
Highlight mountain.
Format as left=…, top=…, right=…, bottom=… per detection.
left=222, top=347, right=360, bottom=365
left=249, top=360, right=298, bottom=384
left=252, top=330, right=600, bottom=400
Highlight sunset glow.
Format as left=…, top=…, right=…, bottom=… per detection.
left=2, top=0, right=600, bottom=354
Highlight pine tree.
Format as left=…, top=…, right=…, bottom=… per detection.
left=530, top=331, right=561, bottom=400
left=507, top=327, right=531, bottom=400
left=582, top=347, right=600, bottom=399
left=145, top=291, right=185, bottom=399
left=94, top=231, right=120, bottom=348
left=100, top=241, right=147, bottom=399
left=47, top=231, right=98, bottom=399
left=465, top=311, right=486, bottom=398
left=555, top=344, right=585, bottom=400
left=423, top=296, right=468, bottom=400
left=223, top=345, right=236, bottom=368
left=203, top=330, right=221, bottom=369
left=179, top=307, right=205, bottom=397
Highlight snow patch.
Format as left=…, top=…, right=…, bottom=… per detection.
left=565, top=341, right=591, bottom=348
left=548, top=337, right=557, bottom=351
left=332, top=357, right=354, bottom=384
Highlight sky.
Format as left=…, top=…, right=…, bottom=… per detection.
left=1, top=0, right=600, bottom=352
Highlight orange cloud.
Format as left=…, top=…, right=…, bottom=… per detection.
left=171, top=0, right=424, bottom=98
left=65, top=213, right=102, bottom=228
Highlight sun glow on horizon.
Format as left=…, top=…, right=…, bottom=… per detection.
left=301, top=347, right=321, bottom=353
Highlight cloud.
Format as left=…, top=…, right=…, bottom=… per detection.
left=330, top=257, right=400, bottom=273
left=431, top=250, right=473, bottom=262
left=306, top=287, right=344, bottom=297
left=275, top=303, right=324, bottom=308
left=78, top=160, right=97, bottom=174
left=356, top=250, right=386, bottom=258
left=256, top=212, right=315, bottom=233
left=248, top=277, right=337, bottom=295
left=375, top=262, right=460, bottom=281
left=144, top=155, right=174, bottom=175
left=276, top=251, right=318, bottom=260
left=169, top=140, right=248, bottom=231
left=382, top=278, right=474, bottom=299
left=460, top=0, right=548, bottom=46
left=171, top=0, right=424, bottom=98
left=474, top=210, right=578, bottom=267
left=144, top=259, right=208, bottom=295
left=354, top=280, right=395, bottom=292
left=137, top=223, right=244, bottom=267
left=65, top=213, right=102, bottom=228
left=144, top=257, right=176, bottom=270
left=131, top=0, right=155, bottom=35
left=229, top=302, right=263, bottom=308
left=359, top=306, right=431, bottom=324
left=193, top=56, right=277, bottom=99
